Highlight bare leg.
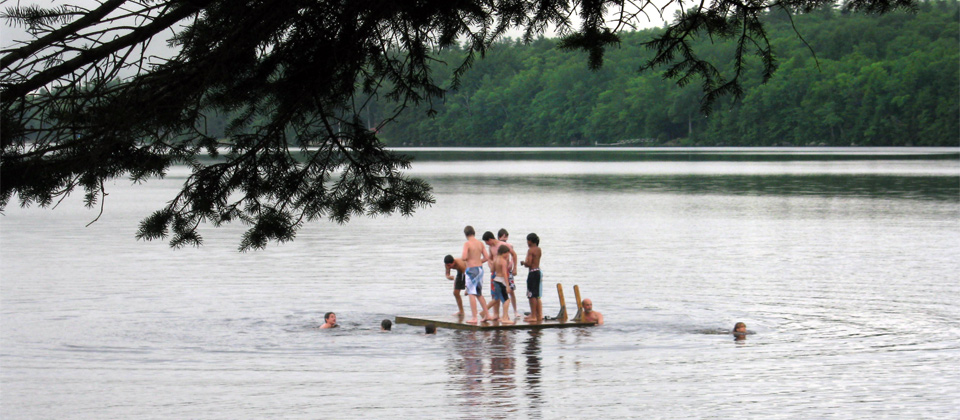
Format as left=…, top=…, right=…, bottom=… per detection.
left=466, top=294, right=479, bottom=324
left=482, top=300, right=497, bottom=321
left=483, top=296, right=500, bottom=320
left=500, top=299, right=514, bottom=324
left=509, top=288, right=518, bottom=317
left=476, top=294, right=490, bottom=321
left=453, top=288, right=464, bottom=316
left=524, top=297, right=538, bottom=322
left=535, top=299, right=542, bottom=321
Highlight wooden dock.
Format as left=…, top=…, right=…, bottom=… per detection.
left=396, top=283, right=597, bottom=331
left=395, top=314, right=595, bottom=331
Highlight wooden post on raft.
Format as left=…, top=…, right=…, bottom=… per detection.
left=572, top=285, right=583, bottom=321
left=554, top=283, right=568, bottom=321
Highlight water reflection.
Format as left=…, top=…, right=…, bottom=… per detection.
left=447, top=331, right=485, bottom=411
left=397, top=148, right=960, bottom=162
left=446, top=330, right=519, bottom=418
left=425, top=174, right=960, bottom=201
left=488, top=331, right=516, bottom=414
left=523, top=330, right=543, bottom=417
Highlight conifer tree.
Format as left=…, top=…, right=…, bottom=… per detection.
left=0, top=0, right=916, bottom=249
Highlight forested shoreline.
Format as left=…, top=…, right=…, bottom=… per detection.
left=371, top=1, right=958, bottom=147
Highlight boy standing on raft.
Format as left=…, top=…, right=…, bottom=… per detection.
left=522, top=233, right=543, bottom=323
left=482, top=231, right=514, bottom=318
left=462, top=226, right=491, bottom=324
left=497, top=229, right=520, bottom=319
left=491, top=245, right=515, bottom=324
left=443, top=255, right=467, bottom=316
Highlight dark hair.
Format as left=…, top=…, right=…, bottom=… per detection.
left=497, top=228, right=508, bottom=239
left=444, top=255, right=454, bottom=264
left=482, top=231, right=495, bottom=241
left=464, top=226, right=475, bottom=236
left=381, top=319, right=392, bottom=331
left=733, top=322, right=746, bottom=332
left=425, top=324, right=437, bottom=334
left=498, top=244, right=509, bottom=255
left=324, top=312, right=335, bottom=321
left=526, top=233, right=539, bottom=245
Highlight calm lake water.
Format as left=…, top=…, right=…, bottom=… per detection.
left=2, top=147, right=959, bottom=418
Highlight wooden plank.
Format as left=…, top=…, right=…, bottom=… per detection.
left=395, top=315, right=595, bottom=331
left=572, top=284, right=583, bottom=321
left=553, top=283, right=568, bottom=322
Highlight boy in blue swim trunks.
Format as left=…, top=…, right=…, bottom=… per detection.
left=462, top=226, right=492, bottom=324
left=498, top=229, right=519, bottom=318
left=491, top=245, right=514, bottom=324
left=482, top=231, right=517, bottom=318
left=522, top=233, right=543, bottom=323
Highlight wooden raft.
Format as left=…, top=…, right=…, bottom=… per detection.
left=396, top=283, right=597, bottom=331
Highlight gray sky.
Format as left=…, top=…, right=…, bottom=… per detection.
left=2, top=0, right=676, bottom=76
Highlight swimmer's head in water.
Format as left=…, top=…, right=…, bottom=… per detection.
left=444, top=255, right=454, bottom=265
left=425, top=324, right=437, bottom=334
left=324, top=312, right=336, bottom=324
left=381, top=319, right=392, bottom=331
left=582, top=299, right=593, bottom=313
left=733, top=322, right=747, bottom=333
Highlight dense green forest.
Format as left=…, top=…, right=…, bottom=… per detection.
left=366, top=1, right=959, bottom=147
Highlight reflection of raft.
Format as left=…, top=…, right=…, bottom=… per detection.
left=396, top=284, right=596, bottom=331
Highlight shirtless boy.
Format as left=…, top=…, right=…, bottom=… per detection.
left=482, top=231, right=514, bottom=318
left=491, top=245, right=515, bottom=324
left=497, top=229, right=520, bottom=318
left=444, top=254, right=467, bottom=316
left=521, top=233, right=543, bottom=323
left=320, top=312, right=338, bottom=329
left=461, top=226, right=491, bottom=324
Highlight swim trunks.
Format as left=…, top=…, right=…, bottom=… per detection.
left=526, top=269, right=542, bottom=299
left=454, top=271, right=465, bottom=290
left=508, top=274, right=516, bottom=290
left=465, top=266, right=483, bottom=296
left=493, top=278, right=510, bottom=302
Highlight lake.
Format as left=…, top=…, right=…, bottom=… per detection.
left=2, top=147, right=958, bottom=418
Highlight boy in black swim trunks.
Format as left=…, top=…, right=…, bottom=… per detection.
left=444, top=255, right=467, bottom=316
left=522, top=233, right=543, bottom=323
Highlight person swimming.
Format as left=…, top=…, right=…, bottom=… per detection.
left=320, top=312, right=338, bottom=329
left=733, top=322, right=747, bottom=340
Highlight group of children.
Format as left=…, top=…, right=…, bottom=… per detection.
left=444, top=226, right=542, bottom=325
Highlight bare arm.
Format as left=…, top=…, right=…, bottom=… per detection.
left=445, top=266, right=453, bottom=280
left=596, top=312, right=604, bottom=325
left=510, top=248, right=518, bottom=275
left=462, top=242, right=469, bottom=261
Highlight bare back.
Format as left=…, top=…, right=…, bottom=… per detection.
left=462, top=237, right=487, bottom=267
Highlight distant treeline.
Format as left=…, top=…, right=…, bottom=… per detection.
left=371, top=1, right=959, bottom=147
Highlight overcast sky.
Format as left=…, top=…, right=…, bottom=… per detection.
left=2, top=1, right=675, bottom=69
